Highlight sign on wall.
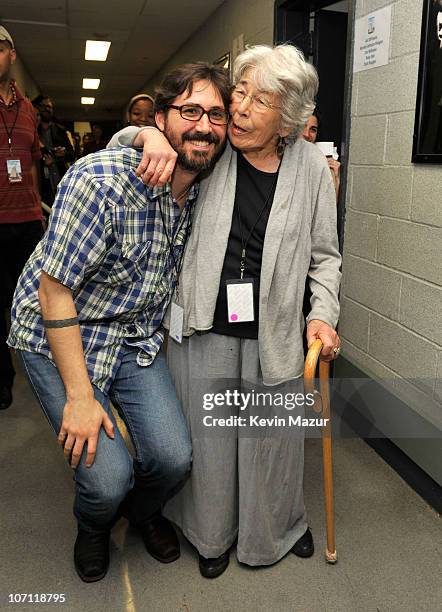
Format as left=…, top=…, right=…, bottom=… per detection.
left=353, top=6, right=392, bottom=73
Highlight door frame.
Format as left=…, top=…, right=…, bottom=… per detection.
left=273, top=0, right=356, bottom=251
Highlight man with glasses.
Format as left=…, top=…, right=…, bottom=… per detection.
left=8, top=62, right=230, bottom=582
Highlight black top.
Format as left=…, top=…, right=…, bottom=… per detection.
left=211, top=152, right=278, bottom=339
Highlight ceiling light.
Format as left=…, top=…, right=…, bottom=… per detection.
left=82, top=78, right=100, bottom=89
left=81, top=97, right=95, bottom=105
left=85, top=40, right=111, bottom=62
left=2, top=18, right=66, bottom=27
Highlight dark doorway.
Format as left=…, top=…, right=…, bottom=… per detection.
left=274, top=0, right=351, bottom=246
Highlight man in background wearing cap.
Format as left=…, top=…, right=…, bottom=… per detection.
left=0, top=25, right=44, bottom=410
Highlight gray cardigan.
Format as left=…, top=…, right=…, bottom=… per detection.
left=109, top=130, right=342, bottom=385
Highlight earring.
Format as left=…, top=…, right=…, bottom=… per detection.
left=276, top=135, right=286, bottom=157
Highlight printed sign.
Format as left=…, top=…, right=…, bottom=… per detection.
left=353, top=5, right=392, bottom=73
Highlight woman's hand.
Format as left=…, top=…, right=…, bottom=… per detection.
left=306, top=319, right=341, bottom=361
left=326, top=159, right=340, bottom=199
left=58, top=395, right=115, bottom=468
left=327, top=158, right=341, bottom=179
left=133, top=128, right=178, bottom=187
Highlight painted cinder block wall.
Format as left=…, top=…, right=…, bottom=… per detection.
left=141, top=0, right=274, bottom=93
left=11, top=54, right=39, bottom=101
left=340, top=0, right=442, bottom=462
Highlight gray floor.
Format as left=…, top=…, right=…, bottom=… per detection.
left=0, top=364, right=441, bottom=612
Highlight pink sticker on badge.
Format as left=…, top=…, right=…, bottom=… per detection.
left=226, top=280, right=254, bottom=323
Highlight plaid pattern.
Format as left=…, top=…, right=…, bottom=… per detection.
left=8, top=147, right=197, bottom=392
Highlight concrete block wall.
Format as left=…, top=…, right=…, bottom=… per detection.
left=141, top=0, right=274, bottom=93
left=11, top=54, right=39, bottom=101
left=340, top=0, right=442, bottom=432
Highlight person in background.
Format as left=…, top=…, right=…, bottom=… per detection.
left=34, top=95, right=75, bottom=173
left=302, top=109, right=319, bottom=143
left=32, top=94, right=75, bottom=204
left=82, top=123, right=107, bottom=155
left=34, top=106, right=59, bottom=208
left=81, top=132, right=93, bottom=151
left=72, top=131, right=81, bottom=159
left=302, top=108, right=340, bottom=199
left=127, top=93, right=155, bottom=127
left=0, top=25, right=45, bottom=410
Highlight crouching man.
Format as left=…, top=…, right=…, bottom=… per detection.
left=8, top=62, right=230, bottom=582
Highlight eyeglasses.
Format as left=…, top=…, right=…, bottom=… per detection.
left=231, top=87, right=281, bottom=113
left=167, top=104, right=229, bottom=125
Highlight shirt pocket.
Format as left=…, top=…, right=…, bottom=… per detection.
left=104, top=240, right=151, bottom=285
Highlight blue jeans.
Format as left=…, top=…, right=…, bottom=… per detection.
left=19, top=346, right=192, bottom=534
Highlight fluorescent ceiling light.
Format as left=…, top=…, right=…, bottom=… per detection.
left=85, top=40, right=111, bottom=62
left=81, top=97, right=95, bottom=105
left=82, top=78, right=100, bottom=89
left=2, top=18, right=66, bottom=27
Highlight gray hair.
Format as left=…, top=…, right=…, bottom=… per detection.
left=233, top=44, right=318, bottom=139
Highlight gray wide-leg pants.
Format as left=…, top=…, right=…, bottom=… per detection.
left=165, top=332, right=307, bottom=566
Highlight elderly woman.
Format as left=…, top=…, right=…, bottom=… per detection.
left=110, top=44, right=341, bottom=578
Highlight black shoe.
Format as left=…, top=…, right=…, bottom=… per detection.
left=291, top=528, right=314, bottom=558
left=0, top=385, right=12, bottom=410
left=199, top=552, right=229, bottom=579
left=74, top=529, right=110, bottom=583
left=138, top=513, right=180, bottom=563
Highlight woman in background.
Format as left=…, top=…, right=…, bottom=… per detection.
left=127, top=93, right=155, bottom=127
left=302, top=108, right=340, bottom=199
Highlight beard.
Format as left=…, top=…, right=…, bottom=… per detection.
left=40, top=111, right=53, bottom=122
left=163, top=120, right=225, bottom=173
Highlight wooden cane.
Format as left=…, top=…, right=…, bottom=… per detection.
left=304, top=339, right=337, bottom=563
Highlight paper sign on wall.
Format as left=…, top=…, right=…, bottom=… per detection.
left=353, top=5, right=391, bottom=73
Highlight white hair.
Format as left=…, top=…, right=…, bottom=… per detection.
left=233, top=44, right=318, bottom=138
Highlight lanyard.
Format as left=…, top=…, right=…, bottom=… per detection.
left=157, top=197, right=193, bottom=294
left=236, top=172, right=278, bottom=279
left=0, top=101, right=20, bottom=154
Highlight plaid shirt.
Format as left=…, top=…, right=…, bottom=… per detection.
left=8, top=147, right=197, bottom=393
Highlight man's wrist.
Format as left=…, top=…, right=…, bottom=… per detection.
left=132, top=126, right=157, bottom=146
left=66, top=386, right=94, bottom=403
